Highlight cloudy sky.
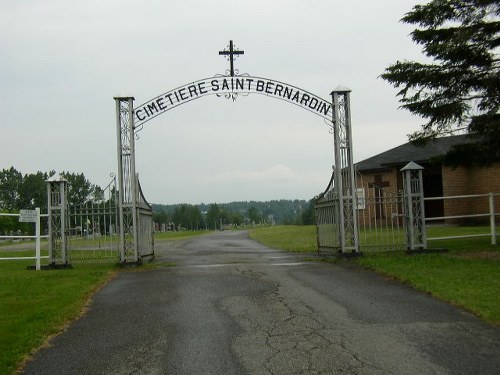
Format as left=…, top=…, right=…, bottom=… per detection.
left=1, top=0, right=426, bottom=204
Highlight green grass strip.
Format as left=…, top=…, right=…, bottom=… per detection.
left=357, top=251, right=500, bottom=325
left=249, top=225, right=317, bottom=253
left=0, top=255, right=117, bottom=375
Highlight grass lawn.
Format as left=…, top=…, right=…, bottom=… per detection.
left=250, top=225, right=500, bottom=326
left=0, top=253, right=117, bottom=375
left=249, top=225, right=317, bottom=252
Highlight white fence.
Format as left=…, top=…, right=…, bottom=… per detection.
left=318, top=186, right=499, bottom=253
left=0, top=208, right=49, bottom=270
left=425, top=192, right=499, bottom=245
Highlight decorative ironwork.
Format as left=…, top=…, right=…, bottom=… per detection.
left=66, top=174, right=119, bottom=260
left=136, top=178, right=154, bottom=259
left=47, top=174, right=70, bottom=265
left=330, top=87, right=360, bottom=254
left=314, top=170, right=340, bottom=254
left=133, top=75, right=333, bottom=127
left=219, top=40, right=244, bottom=77
left=130, top=44, right=332, bottom=123
left=115, top=97, right=139, bottom=263
left=401, top=162, right=427, bottom=251
left=356, top=172, right=406, bottom=251
left=115, top=97, right=155, bottom=264
left=213, top=73, right=251, bottom=101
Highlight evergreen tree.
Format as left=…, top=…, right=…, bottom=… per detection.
left=206, top=203, right=222, bottom=230
left=247, top=206, right=262, bottom=224
left=300, top=199, right=316, bottom=225
left=382, top=0, right=500, bottom=165
left=172, top=204, right=204, bottom=230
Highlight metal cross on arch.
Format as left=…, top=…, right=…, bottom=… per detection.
left=219, top=40, right=244, bottom=77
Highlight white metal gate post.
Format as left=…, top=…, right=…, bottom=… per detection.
left=489, top=193, right=496, bottom=245
left=115, top=96, right=140, bottom=263
left=331, top=87, right=360, bottom=254
left=35, top=207, right=41, bottom=270
left=47, top=174, right=70, bottom=266
left=401, top=161, right=427, bottom=251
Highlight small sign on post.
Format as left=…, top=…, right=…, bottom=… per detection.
left=19, top=209, right=38, bottom=223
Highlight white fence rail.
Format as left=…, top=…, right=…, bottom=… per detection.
left=0, top=208, right=49, bottom=270
left=425, top=193, right=499, bottom=245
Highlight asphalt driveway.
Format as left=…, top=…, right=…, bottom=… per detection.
left=21, top=231, right=500, bottom=374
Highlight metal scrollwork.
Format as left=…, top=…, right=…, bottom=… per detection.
left=213, top=72, right=249, bottom=101
left=134, top=123, right=144, bottom=138
left=324, top=118, right=334, bottom=133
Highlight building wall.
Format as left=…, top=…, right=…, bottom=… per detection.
left=356, top=169, right=402, bottom=228
left=442, top=163, right=500, bottom=223
left=357, top=162, right=500, bottom=225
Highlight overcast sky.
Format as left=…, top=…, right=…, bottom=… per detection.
left=1, top=0, right=426, bottom=204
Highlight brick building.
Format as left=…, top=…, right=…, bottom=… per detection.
left=355, top=135, right=500, bottom=223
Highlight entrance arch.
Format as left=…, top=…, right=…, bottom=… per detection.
left=133, top=75, right=333, bottom=130
left=114, top=42, right=359, bottom=263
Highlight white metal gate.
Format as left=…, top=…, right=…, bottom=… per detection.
left=356, top=173, right=406, bottom=251
left=67, top=175, right=120, bottom=260
left=136, top=179, right=154, bottom=259
left=316, top=162, right=427, bottom=254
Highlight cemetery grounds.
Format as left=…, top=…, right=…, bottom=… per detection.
left=0, top=226, right=499, bottom=375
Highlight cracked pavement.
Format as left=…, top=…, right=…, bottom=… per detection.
left=22, top=231, right=500, bottom=374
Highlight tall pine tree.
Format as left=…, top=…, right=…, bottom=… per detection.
left=382, top=0, right=500, bottom=166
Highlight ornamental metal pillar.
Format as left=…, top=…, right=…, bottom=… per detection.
left=401, top=161, right=427, bottom=251
left=115, top=96, right=139, bottom=263
left=331, top=87, right=360, bottom=254
left=47, top=174, right=70, bottom=266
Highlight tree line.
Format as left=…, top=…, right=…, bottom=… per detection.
left=1, top=166, right=317, bottom=235
left=152, top=199, right=316, bottom=231
left=0, top=167, right=104, bottom=211
left=0, top=166, right=106, bottom=235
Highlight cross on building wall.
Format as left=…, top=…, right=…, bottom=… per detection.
left=219, top=40, right=244, bottom=77
left=370, top=175, right=390, bottom=190
left=369, top=175, right=390, bottom=219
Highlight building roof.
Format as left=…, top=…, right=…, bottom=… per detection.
left=355, top=134, right=470, bottom=172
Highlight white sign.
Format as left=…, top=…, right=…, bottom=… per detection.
left=19, top=209, right=37, bottom=223
left=356, top=188, right=366, bottom=210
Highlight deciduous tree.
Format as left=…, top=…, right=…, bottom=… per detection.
left=18, top=171, right=49, bottom=210
left=61, top=172, right=94, bottom=206
left=0, top=167, right=22, bottom=210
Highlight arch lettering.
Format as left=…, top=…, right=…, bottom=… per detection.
left=134, top=76, right=332, bottom=127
